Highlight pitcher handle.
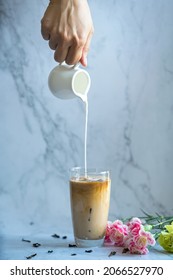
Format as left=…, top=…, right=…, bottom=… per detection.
left=73, top=62, right=80, bottom=69
left=59, top=62, right=80, bottom=69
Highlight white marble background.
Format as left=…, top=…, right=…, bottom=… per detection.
left=0, top=0, right=173, bottom=235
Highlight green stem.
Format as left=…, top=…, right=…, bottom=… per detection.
left=152, top=217, right=173, bottom=229
left=139, top=216, right=172, bottom=221
left=153, top=232, right=161, bottom=240
left=122, top=216, right=173, bottom=229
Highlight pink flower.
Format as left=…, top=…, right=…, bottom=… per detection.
left=125, top=219, right=156, bottom=254
left=104, top=221, right=113, bottom=244
left=126, top=217, right=143, bottom=236
left=105, top=220, right=128, bottom=246
left=127, top=230, right=155, bottom=254
left=104, top=217, right=156, bottom=255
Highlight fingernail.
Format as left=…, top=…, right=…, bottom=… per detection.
left=84, top=55, right=87, bottom=67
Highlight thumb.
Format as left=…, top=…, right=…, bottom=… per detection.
left=80, top=53, right=87, bottom=67
left=80, top=31, right=93, bottom=67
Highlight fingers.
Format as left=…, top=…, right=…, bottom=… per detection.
left=42, top=28, right=92, bottom=66
left=54, top=44, right=83, bottom=65
left=65, top=38, right=84, bottom=65
left=54, top=43, right=70, bottom=63
left=41, top=18, right=52, bottom=40
left=54, top=35, right=85, bottom=65
left=48, top=28, right=59, bottom=50
left=66, top=46, right=83, bottom=65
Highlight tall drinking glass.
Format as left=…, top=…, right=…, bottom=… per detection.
left=70, top=167, right=111, bottom=247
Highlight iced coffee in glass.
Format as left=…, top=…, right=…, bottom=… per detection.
left=70, top=167, right=111, bottom=247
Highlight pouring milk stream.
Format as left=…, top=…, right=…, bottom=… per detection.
left=48, top=63, right=90, bottom=174
left=49, top=64, right=111, bottom=248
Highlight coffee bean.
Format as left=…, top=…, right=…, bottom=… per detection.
left=51, top=234, right=60, bottom=238
left=32, top=243, right=41, bottom=247
left=69, top=244, right=77, bottom=247
left=85, top=250, right=92, bottom=253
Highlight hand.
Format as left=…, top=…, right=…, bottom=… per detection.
left=41, top=0, right=94, bottom=66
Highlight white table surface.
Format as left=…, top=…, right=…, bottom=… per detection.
left=0, top=230, right=172, bottom=260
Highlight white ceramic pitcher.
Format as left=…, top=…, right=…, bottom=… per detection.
left=48, top=63, right=91, bottom=102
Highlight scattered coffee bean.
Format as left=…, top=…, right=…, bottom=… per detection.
left=122, top=248, right=129, bottom=254
left=108, top=251, right=116, bottom=257
left=32, top=243, right=41, bottom=247
left=71, top=253, right=77, bottom=256
left=89, top=208, right=92, bottom=213
left=51, top=234, right=60, bottom=238
left=62, top=236, right=67, bottom=239
left=47, top=250, right=53, bottom=253
left=22, top=238, right=31, bottom=243
left=26, top=253, right=37, bottom=259
left=85, top=250, right=93, bottom=253
left=68, top=244, right=77, bottom=247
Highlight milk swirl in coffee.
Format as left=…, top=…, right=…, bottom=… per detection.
left=70, top=174, right=110, bottom=246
